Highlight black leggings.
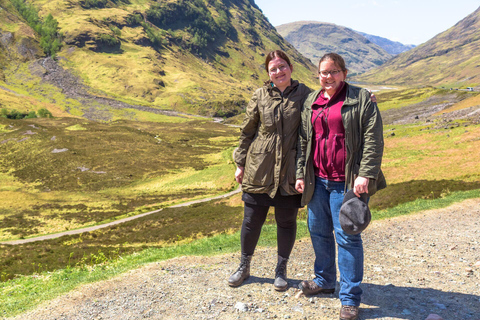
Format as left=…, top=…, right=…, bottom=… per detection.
left=241, top=202, right=298, bottom=259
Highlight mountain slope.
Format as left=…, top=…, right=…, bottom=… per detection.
left=275, top=21, right=392, bottom=74
left=357, top=32, right=415, bottom=55
left=0, top=0, right=317, bottom=118
left=354, top=6, right=480, bottom=87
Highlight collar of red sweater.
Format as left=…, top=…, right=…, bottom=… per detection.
left=313, top=81, right=346, bottom=107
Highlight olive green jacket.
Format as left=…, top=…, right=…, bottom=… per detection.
left=296, top=83, right=386, bottom=206
left=234, top=80, right=311, bottom=197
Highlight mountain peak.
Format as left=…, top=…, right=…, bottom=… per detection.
left=354, top=5, right=480, bottom=86
left=275, top=21, right=392, bottom=74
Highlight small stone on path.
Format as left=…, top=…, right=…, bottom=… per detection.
left=294, top=291, right=303, bottom=299
left=234, top=302, right=248, bottom=312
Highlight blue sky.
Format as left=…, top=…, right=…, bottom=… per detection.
left=253, top=0, right=479, bottom=45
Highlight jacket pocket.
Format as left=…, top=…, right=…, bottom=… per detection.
left=243, top=150, right=275, bottom=187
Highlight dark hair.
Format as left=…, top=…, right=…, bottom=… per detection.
left=319, top=52, right=347, bottom=72
left=264, top=50, right=292, bottom=72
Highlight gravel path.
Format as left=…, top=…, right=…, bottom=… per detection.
left=8, top=199, right=480, bottom=320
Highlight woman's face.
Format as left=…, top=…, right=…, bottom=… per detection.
left=268, top=56, right=292, bottom=91
left=319, top=59, right=347, bottom=96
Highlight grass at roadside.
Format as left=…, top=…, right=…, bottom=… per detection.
left=2, top=188, right=480, bottom=318
left=369, top=122, right=480, bottom=210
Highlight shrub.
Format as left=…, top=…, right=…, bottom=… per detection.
left=26, top=111, right=37, bottom=119
left=126, top=13, right=143, bottom=26
left=145, top=0, right=227, bottom=52
left=0, top=108, right=53, bottom=119
left=98, top=34, right=120, bottom=47
left=37, top=108, right=53, bottom=118
left=81, top=0, right=108, bottom=8
left=109, top=26, right=122, bottom=37
left=10, top=0, right=62, bottom=57
left=142, top=23, right=168, bottom=48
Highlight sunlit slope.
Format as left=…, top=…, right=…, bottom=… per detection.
left=1, top=0, right=318, bottom=116
left=355, top=6, right=480, bottom=87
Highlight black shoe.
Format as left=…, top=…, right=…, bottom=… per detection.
left=228, top=254, right=252, bottom=287
left=274, top=255, right=288, bottom=291
left=298, top=280, right=335, bottom=295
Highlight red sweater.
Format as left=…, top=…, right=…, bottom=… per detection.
left=311, top=82, right=347, bottom=181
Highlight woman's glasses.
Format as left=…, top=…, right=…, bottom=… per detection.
left=319, top=70, right=342, bottom=77
left=269, top=65, right=288, bottom=74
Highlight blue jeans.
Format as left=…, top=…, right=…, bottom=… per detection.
left=307, top=177, right=364, bottom=307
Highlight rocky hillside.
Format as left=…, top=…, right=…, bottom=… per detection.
left=275, top=21, right=392, bottom=74
left=354, top=6, right=480, bottom=87
left=0, top=0, right=317, bottom=118
left=357, top=32, right=415, bottom=55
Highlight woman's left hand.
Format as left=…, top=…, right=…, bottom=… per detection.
left=367, top=89, right=377, bottom=103
left=353, top=176, right=369, bottom=197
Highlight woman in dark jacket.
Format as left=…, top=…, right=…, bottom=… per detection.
left=229, top=50, right=310, bottom=291
left=295, top=53, right=386, bottom=320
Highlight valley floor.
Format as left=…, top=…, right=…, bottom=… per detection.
left=7, top=199, right=480, bottom=320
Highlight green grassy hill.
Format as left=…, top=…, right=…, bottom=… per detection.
left=354, top=6, right=480, bottom=88
left=275, top=21, right=392, bottom=74
left=0, top=0, right=318, bottom=117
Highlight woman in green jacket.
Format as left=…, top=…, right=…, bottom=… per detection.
left=229, top=50, right=310, bottom=291
left=295, top=53, right=386, bottom=320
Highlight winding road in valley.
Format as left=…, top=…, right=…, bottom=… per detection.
left=0, top=185, right=241, bottom=246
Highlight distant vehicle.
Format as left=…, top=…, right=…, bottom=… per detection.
left=467, top=87, right=474, bottom=91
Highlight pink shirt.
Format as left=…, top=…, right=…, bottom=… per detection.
left=311, top=82, right=347, bottom=181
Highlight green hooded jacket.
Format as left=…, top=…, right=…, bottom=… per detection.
left=234, top=80, right=311, bottom=198
left=296, top=82, right=386, bottom=206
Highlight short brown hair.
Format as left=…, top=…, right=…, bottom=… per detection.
left=264, top=50, right=292, bottom=73
left=319, top=53, right=347, bottom=72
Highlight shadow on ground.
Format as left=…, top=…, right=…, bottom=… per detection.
left=361, top=283, right=479, bottom=319
left=240, top=277, right=479, bottom=319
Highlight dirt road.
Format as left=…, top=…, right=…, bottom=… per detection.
left=8, top=198, right=480, bottom=320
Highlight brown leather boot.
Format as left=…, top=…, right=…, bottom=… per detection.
left=228, top=254, right=252, bottom=287
left=298, top=280, right=335, bottom=295
left=339, top=305, right=359, bottom=320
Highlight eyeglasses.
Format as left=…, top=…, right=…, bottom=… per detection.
left=269, top=65, right=288, bottom=74
left=319, top=70, right=342, bottom=77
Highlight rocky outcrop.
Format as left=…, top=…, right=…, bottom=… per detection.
left=29, top=57, right=187, bottom=121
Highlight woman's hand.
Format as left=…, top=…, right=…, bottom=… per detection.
left=235, top=166, right=245, bottom=184
left=295, top=179, right=305, bottom=193
left=353, top=176, right=369, bottom=197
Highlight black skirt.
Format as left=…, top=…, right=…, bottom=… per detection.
left=242, top=190, right=303, bottom=208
